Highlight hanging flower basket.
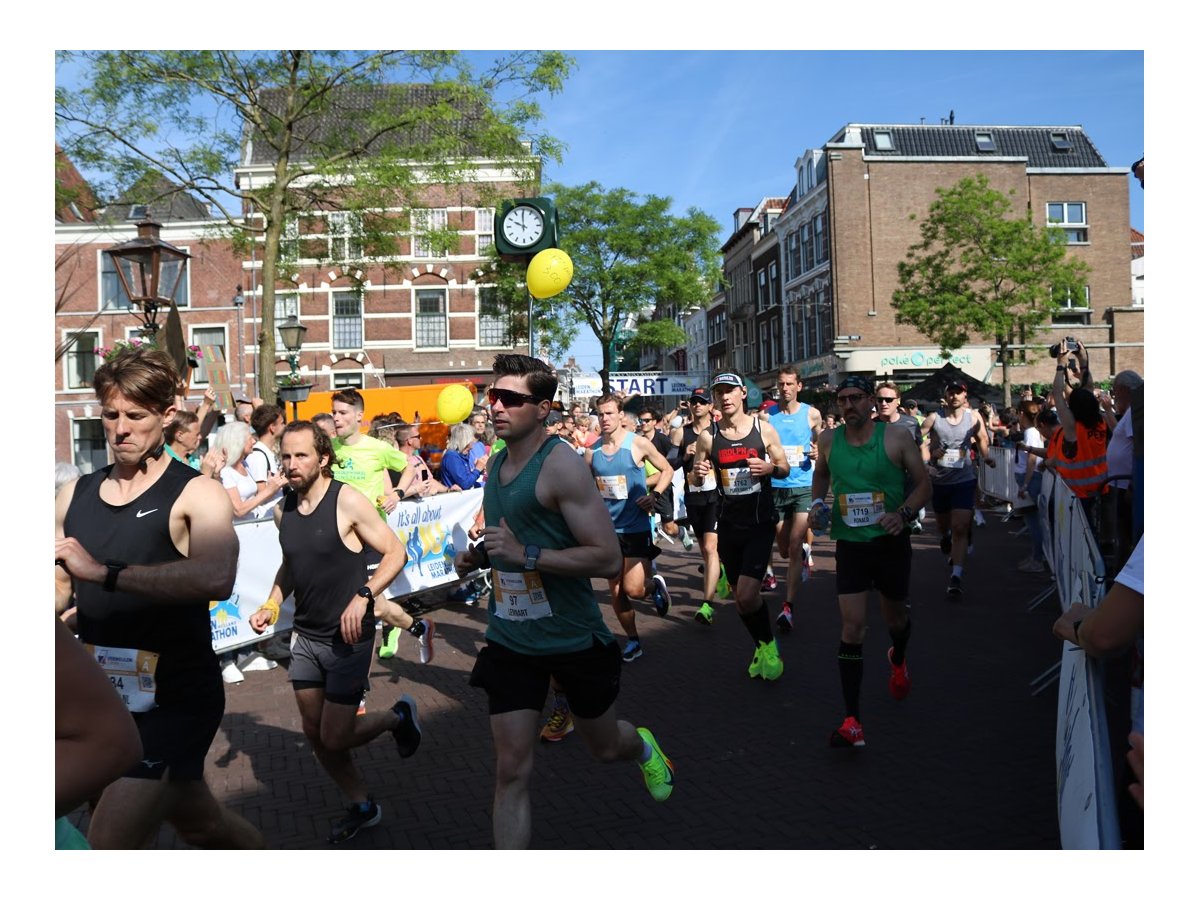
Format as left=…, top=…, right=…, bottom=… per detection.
left=278, top=382, right=314, bottom=404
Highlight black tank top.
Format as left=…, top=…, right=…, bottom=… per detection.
left=712, top=418, right=776, bottom=527
left=279, top=479, right=372, bottom=642
left=65, top=458, right=218, bottom=697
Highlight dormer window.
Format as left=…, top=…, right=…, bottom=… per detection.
left=975, top=132, right=996, bottom=152
left=1050, top=131, right=1072, bottom=150
left=128, top=204, right=148, bottom=221
left=874, top=129, right=894, bottom=151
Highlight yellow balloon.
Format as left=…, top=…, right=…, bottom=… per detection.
left=436, top=383, right=475, bottom=424
left=526, top=249, right=574, bottom=299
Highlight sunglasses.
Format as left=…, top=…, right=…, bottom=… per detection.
left=837, top=394, right=869, bottom=405
left=638, top=418, right=654, bottom=424
left=689, top=398, right=709, bottom=404
left=487, top=388, right=546, bottom=408
left=875, top=396, right=898, bottom=404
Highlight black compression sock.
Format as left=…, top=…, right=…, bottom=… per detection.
left=407, top=620, right=426, bottom=638
left=739, top=601, right=774, bottom=646
left=888, top=617, right=912, bottom=666
left=837, top=642, right=864, bottom=720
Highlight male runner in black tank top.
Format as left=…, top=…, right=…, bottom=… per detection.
left=689, top=371, right=791, bottom=681
left=248, top=421, right=421, bottom=844
left=671, top=388, right=722, bottom=624
left=55, top=348, right=264, bottom=849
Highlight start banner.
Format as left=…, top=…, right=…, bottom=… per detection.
left=211, top=490, right=484, bottom=654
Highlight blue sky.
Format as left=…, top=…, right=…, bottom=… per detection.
left=515, top=50, right=1144, bottom=370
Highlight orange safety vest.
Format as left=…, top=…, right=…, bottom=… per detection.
left=1048, top=422, right=1109, bottom=498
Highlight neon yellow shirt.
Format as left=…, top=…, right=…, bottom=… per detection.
left=331, top=435, right=408, bottom=514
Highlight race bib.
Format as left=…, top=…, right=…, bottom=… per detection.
left=838, top=491, right=885, bottom=528
left=721, top=466, right=760, bottom=496
left=494, top=570, right=552, bottom=621
left=938, top=448, right=968, bottom=468
left=688, top=471, right=717, bottom=493
left=85, top=644, right=159, bottom=712
left=783, top=445, right=805, bottom=468
left=596, top=475, right=628, bottom=500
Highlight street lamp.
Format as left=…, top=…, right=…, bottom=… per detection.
left=277, top=314, right=309, bottom=421
left=232, top=286, right=245, bottom=397
left=104, top=220, right=190, bottom=338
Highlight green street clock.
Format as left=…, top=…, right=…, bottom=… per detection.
left=494, top=197, right=559, bottom=258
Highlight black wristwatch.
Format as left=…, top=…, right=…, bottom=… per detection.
left=102, top=559, right=127, bottom=593
left=356, top=585, right=374, bottom=602
left=899, top=506, right=917, bottom=524
left=524, top=544, right=541, bottom=571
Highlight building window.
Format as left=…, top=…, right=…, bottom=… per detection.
left=1050, top=131, right=1072, bottom=151
left=191, top=326, right=226, bottom=385
left=476, top=208, right=494, bottom=254
left=73, top=418, right=108, bottom=474
left=478, top=288, right=511, bottom=348
left=127, top=204, right=148, bottom=221
left=333, top=372, right=363, bottom=390
left=1047, top=202, right=1088, bottom=243
left=874, top=129, right=894, bottom=151
left=412, top=209, right=449, bottom=258
left=768, top=262, right=777, bottom=306
left=801, top=222, right=814, bottom=273
left=65, top=330, right=99, bottom=390
left=274, top=294, right=300, bottom=350
left=327, top=212, right=363, bottom=261
left=771, top=318, right=782, bottom=367
left=757, top=270, right=768, bottom=312
left=1052, top=285, right=1091, bottom=325
left=814, top=212, right=828, bottom=266
left=415, top=288, right=447, bottom=348
left=280, top=218, right=300, bottom=261
left=333, top=290, right=363, bottom=350
left=975, top=131, right=997, bottom=152
left=786, top=232, right=800, bottom=281
left=759, top=321, right=770, bottom=372
left=100, top=253, right=134, bottom=310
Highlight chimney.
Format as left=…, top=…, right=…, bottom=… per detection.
left=949, top=110, right=955, bottom=125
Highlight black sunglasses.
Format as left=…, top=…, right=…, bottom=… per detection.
left=638, top=417, right=654, bottom=424
left=487, top=388, right=545, bottom=408
left=837, top=394, right=869, bottom=405
left=875, top=396, right=898, bottom=404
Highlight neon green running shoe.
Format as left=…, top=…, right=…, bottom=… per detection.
left=694, top=602, right=714, bottom=626
left=378, top=625, right=401, bottom=660
left=758, top=639, right=783, bottom=681
left=747, top=646, right=764, bottom=679
left=636, top=727, right=675, bottom=801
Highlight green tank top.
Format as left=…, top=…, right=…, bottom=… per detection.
left=828, top=422, right=906, bottom=542
left=483, top=437, right=613, bottom=655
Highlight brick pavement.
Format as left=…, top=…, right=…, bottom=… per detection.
left=70, top=506, right=1064, bottom=849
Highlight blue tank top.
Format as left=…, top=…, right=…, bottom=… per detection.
left=590, top=431, right=650, bottom=534
left=770, top=402, right=815, bottom=488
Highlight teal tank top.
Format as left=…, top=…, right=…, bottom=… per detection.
left=483, top=437, right=613, bottom=655
left=828, top=422, right=906, bottom=542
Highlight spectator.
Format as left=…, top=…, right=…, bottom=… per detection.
left=164, top=410, right=225, bottom=477
left=55, top=461, right=82, bottom=497
left=439, top=422, right=484, bottom=491
left=368, top=415, right=406, bottom=492
left=234, top=399, right=254, bottom=424
left=1103, top=370, right=1143, bottom=566
left=212, top=422, right=287, bottom=522
left=245, top=405, right=286, bottom=508
left=312, top=412, right=337, bottom=441
left=1014, top=401, right=1047, bottom=572
left=1049, top=338, right=1108, bottom=530
left=397, top=424, right=453, bottom=496
left=467, top=410, right=490, bottom=472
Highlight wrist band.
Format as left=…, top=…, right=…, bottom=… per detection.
left=260, top=598, right=281, bottom=627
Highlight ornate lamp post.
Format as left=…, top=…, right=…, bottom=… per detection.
left=276, top=314, right=310, bottom=420
left=104, top=221, right=190, bottom=338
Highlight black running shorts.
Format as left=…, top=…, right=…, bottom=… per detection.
left=683, top=492, right=719, bottom=535
left=834, top=533, right=912, bottom=602
left=717, top=522, right=776, bottom=585
left=618, top=529, right=661, bottom=562
left=469, top=636, right=621, bottom=719
left=126, top=674, right=225, bottom=782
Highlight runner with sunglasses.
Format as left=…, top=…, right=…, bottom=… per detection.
left=454, top=354, right=675, bottom=849
left=671, top=388, right=722, bottom=624
left=810, top=375, right=930, bottom=748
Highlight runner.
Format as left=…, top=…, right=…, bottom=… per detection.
left=671, top=388, right=722, bottom=624
left=587, top=392, right=676, bottom=662
left=809, top=375, right=930, bottom=747
left=920, top=380, right=995, bottom=597
left=249, top=420, right=423, bottom=843
left=768, top=366, right=823, bottom=633
left=54, top=347, right=265, bottom=849
left=454, top=354, right=674, bottom=849
left=689, top=371, right=790, bottom=680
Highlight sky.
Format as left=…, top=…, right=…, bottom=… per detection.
left=512, top=50, right=1145, bottom=371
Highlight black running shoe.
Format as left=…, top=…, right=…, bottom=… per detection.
left=940, top=532, right=952, bottom=556
left=946, top=575, right=963, bottom=599
left=391, top=694, right=422, bottom=758
left=328, top=799, right=381, bottom=843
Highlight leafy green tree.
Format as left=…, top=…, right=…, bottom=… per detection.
left=891, top=174, right=1090, bottom=405
left=504, top=181, right=721, bottom=392
left=56, top=50, right=572, bottom=403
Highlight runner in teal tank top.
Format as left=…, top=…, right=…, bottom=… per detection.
left=454, top=354, right=675, bottom=849
left=810, top=375, right=930, bottom=750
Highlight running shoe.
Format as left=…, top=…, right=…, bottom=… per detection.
left=946, top=575, right=963, bottom=599
left=416, top=619, right=436, bottom=665
left=220, top=659, right=244, bottom=684
left=776, top=601, right=793, bottom=634
left=680, top=528, right=694, bottom=550
left=636, top=727, right=675, bottom=801
left=328, top=799, right=382, bottom=844
left=622, top=639, right=643, bottom=662
left=974, top=508, right=986, bottom=527
left=887, top=647, right=911, bottom=700
left=378, top=624, right=400, bottom=659
left=357, top=697, right=367, bottom=716
left=540, top=697, right=574, bottom=742
left=761, top=573, right=778, bottom=592
left=694, top=601, right=714, bottom=626
left=651, top=574, right=671, bottom=617
left=390, top=694, right=422, bottom=759
left=757, top=639, right=783, bottom=681
left=830, top=716, right=866, bottom=748
left=800, top=543, right=813, bottom=583
left=940, top=531, right=952, bottom=557
left=747, top=646, right=763, bottom=679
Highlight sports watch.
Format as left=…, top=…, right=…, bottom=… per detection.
left=356, top=585, right=374, bottom=602
left=524, top=544, right=541, bottom=571
left=102, top=559, right=128, bottom=593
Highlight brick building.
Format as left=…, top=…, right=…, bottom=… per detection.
left=724, top=122, right=1141, bottom=395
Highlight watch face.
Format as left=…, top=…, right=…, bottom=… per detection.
left=502, top=205, right=545, bottom=248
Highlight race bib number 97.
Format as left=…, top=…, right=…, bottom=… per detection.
left=494, top=570, right=552, bottom=621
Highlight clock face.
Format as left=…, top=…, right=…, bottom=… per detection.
left=502, top=205, right=545, bottom=248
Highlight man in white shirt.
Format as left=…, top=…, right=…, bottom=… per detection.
left=246, top=404, right=286, bottom=505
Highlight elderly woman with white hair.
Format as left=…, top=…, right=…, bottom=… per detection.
left=212, top=421, right=287, bottom=521
left=438, top=421, right=485, bottom=491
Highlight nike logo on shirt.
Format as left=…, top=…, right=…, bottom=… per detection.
left=136, top=508, right=158, bottom=518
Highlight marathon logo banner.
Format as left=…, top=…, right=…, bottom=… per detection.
left=213, top=490, right=483, bottom=654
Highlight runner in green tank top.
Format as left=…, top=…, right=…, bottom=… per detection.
left=454, top=354, right=676, bottom=849
left=810, top=376, right=930, bottom=750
